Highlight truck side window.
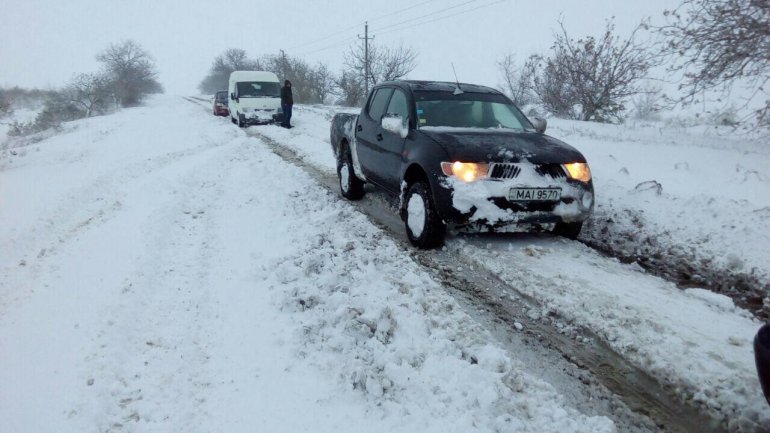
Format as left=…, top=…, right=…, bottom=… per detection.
left=385, top=89, right=408, bottom=120
left=367, top=88, right=393, bottom=121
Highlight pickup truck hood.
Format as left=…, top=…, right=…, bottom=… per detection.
left=418, top=128, right=586, bottom=164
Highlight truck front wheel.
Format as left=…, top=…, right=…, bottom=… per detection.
left=404, top=181, right=446, bottom=248
left=338, top=146, right=364, bottom=200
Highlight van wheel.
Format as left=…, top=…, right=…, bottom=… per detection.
left=338, top=146, right=364, bottom=200
left=237, top=113, right=245, bottom=128
left=231, top=115, right=236, bottom=124
left=404, top=181, right=446, bottom=248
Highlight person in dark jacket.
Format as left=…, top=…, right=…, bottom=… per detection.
left=280, top=80, right=293, bottom=128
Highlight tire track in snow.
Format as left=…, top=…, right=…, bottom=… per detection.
left=181, top=96, right=733, bottom=433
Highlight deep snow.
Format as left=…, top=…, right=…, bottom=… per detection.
left=2, top=95, right=770, bottom=432
left=253, top=103, right=770, bottom=430
left=0, top=96, right=615, bottom=432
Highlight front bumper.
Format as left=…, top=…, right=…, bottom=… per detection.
left=241, top=109, right=282, bottom=125
left=434, top=176, right=594, bottom=228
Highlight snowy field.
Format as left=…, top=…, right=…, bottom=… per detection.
left=254, top=103, right=770, bottom=430
left=1, top=95, right=769, bottom=432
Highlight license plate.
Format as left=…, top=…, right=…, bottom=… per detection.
left=508, top=188, right=561, bottom=201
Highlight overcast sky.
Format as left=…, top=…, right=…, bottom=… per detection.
left=1, top=0, right=674, bottom=95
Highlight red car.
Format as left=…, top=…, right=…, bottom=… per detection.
left=213, top=90, right=229, bottom=116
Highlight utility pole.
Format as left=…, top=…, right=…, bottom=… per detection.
left=358, top=22, right=374, bottom=96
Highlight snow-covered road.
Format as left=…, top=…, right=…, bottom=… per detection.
left=1, top=95, right=768, bottom=432
left=1, top=96, right=617, bottom=432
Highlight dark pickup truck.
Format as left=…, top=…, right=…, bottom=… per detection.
left=329, top=80, right=594, bottom=248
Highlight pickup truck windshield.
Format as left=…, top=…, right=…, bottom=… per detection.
left=236, top=82, right=280, bottom=98
left=414, top=91, right=534, bottom=131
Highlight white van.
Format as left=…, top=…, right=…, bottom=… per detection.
left=228, top=71, right=282, bottom=126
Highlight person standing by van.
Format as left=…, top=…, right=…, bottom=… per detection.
left=280, top=80, right=293, bottom=128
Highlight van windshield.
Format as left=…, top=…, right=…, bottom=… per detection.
left=237, top=81, right=280, bottom=98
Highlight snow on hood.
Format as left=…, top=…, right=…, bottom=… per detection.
left=419, top=127, right=586, bottom=164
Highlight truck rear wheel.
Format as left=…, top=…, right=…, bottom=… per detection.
left=404, top=181, right=446, bottom=248
left=338, top=146, right=364, bottom=200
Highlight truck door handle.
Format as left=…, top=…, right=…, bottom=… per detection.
left=376, top=133, right=383, bottom=141
left=357, top=124, right=362, bottom=132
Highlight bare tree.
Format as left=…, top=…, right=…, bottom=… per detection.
left=0, top=88, right=10, bottom=118
left=333, top=70, right=366, bottom=107
left=308, top=63, right=336, bottom=104
left=97, top=40, right=163, bottom=107
left=631, top=86, right=662, bottom=120
left=549, top=19, right=652, bottom=122
left=523, top=54, right=579, bottom=119
left=65, top=73, right=110, bottom=117
left=258, top=52, right=335, bottom=104
left=198, top=48, right=261, bottom=94
left=497, top=53, right=535, bottom=107
left=523, top=20, right=652, bottom=122
left=656, top=0, right=770, bottom=128
left=344, top=42, right=417, bottom=91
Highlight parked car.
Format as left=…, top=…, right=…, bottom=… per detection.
left=228, top=71, right=282, bottom=127
left=213, top=90, right=229, bottom=116
left=329, top=80, right=594, bottom=248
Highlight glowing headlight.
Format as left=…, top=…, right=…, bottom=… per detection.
left=441, top=162, right=490, bottom=182
left=562, top=162, right=592, bottom=183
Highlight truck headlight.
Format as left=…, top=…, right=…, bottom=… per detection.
left=562, top=162, right=592, bottom=183
left=441, top=162, right=490, bottom=183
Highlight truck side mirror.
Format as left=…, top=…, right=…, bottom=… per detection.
left=532, top=117, right=547, bottom=134
left=230, top=92, right=236, bottom=100
left=381, top=114, right=408, bottom=138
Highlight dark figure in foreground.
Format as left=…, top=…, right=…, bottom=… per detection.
left=280, top=80, right=293, bottom=128
left=755, top=324, right=770, bottom=406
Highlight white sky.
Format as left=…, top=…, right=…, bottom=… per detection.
left=0, top=0, right=674, bottom=95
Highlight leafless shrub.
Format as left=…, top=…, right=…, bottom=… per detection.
left=198, top=48, right=261, bottom=94
left=96, top=40, right=163, bottom=107
left=656, top=0, right=770, bottom=129
left=631, top=86, right=662, bottom=121
left=526, top=19, right=653, bottom=122
left=333, top=70, right=366, bottom=107
left=344, top=42, right=417, bottom=95
left=65, top=73, right=111, bottom=118
left=497, top=53, right=535, bottom=107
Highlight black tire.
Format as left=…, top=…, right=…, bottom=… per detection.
left=237, top=112, right=245, bottom=127
left=338, top=146, right=364, bottom=200
left=231, top=114, right=236, bottom=124
left=553, top=221, right=583, bottom=240
left=404, top=181, right=446, bottom=249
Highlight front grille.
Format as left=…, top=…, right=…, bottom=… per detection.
left=490, top=163, right=521, bottom=179
left=489, top=163, right=566, bottom=180
left=536, top=164, right=567, bottom=179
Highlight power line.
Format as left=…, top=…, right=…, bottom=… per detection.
left=371, top=0, right=479, bottom=33
left=367, top=0, right=437, bottom=23
left=284, top=0, right=437, bottom=53
left=294, top=0, right=508, bottom=58
left=374, top=0, right=508, bottom=37
left=285, top=23, right=363, bottom=51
